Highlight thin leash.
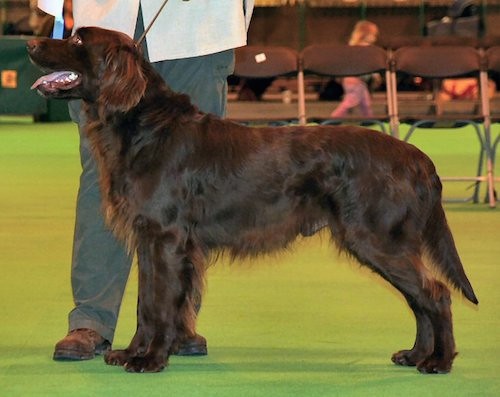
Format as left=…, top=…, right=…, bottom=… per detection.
left=135, top=0, right=173, bottom=48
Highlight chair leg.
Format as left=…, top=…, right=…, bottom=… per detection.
left=403, top=124, right=417, bottom=142
left=471, top=122, right=486, bottom=204
left=472, top=142, right=484, bottom=204
left=404, top=121, right=488, bottom=204
left=485, top=126, right=498, bottom=208
left=485, top=156, right=496, bottom=208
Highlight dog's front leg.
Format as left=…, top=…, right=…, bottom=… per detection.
left=123, top=232, right=199, bottom=373
left=105, top=243, right=154, bottom=367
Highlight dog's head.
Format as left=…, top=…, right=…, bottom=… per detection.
left=27, top=26, right=147, bottom=112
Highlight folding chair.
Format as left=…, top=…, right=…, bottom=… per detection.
left=298, top=44, right=393, bottom=134
left=389, top=45, right=490, bottom=204
left=228, top=45, right=299, bottom=126
left=482, top=46, right=500, bottom=206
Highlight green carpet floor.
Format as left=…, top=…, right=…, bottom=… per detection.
left=0, top=118, right=499, bottom=396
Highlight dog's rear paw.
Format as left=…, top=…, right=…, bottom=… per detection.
left=124, top=354, right=166, bottom=373
left=104, top=349, right=130, bottom=366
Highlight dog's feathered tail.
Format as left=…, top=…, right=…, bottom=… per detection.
left=423, top=180, right=478, bottom=305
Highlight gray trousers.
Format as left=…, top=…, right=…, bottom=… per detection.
left=67, top=13, right=234, bottom=343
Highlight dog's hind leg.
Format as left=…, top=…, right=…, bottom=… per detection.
left=392, top=275, right=457, bottom=374
left=342, top=235, right=457, bottom=373
left=391, top=287, right=435, bottom=368
left=413, top=279, right=457, bottom=374
left=388, top=263, right=457, bottom=373
left=389, top=267, right=456, bottom=373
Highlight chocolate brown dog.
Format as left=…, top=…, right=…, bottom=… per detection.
left=27, top=27, right=478, bottom=374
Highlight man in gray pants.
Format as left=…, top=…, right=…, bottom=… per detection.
left=53, top=0, right=254, bottom=360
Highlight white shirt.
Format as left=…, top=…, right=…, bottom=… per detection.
left=72, top=0, right=254, bottom=62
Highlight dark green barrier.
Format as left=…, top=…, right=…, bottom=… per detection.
left=0, top=35, right=70, bottom=121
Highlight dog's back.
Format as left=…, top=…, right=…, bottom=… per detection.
left=168, top=122, right=439, bottom=254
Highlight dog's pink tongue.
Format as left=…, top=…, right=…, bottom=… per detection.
left=31, top=71, right=78, bottom=90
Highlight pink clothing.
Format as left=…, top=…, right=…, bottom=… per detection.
left=330, top=77, right=373, bottom=118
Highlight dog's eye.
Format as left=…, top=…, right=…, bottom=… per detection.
left=71, top=35, right=83, bottom=46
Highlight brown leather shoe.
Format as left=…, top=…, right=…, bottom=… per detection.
left=53, top=328, right=111, bottom=361
left=172, top=334, right=208, bottom=356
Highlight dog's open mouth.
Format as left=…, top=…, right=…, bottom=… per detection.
left=31, top=71, right=81, bottom=94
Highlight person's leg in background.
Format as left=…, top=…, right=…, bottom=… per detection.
left=330, top=77, right=365, bottom=118
left=52, top=100, right=133, bottom=360
left=154, top=50, right=234, bottom=118
left=357, top=82, right=374, bottom=117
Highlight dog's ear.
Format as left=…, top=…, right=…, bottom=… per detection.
left=100, top=46, right=147, bottom=113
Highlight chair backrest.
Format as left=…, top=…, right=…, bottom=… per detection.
left=298, top=44, right=390, bottom=126
left=480, top=36, right=500, bottom=49
left=233, top=45, right=298, bottom=78
left=392, top=46, right=481, bottom=78
left=300, top=44, right=388, bottom=77
left=486, top=46, right=500, bottom=73
left=389, top=46, right=483, bottom=137
left=380, top=36, right=428, bottom=51
left=229, top=46, right=299, bottom=125
left=484, top=47, right=500, bottom=119
left=428, top=36, right=479, bottom=48
left=481, top=46, right=500, bottom=125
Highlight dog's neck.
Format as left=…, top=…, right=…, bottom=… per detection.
left=83, top=59, right=204, bottom=174
left=131, top=60, right=200, bottom=127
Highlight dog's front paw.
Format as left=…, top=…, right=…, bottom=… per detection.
left=391, top=349, right=420, bottom=367
left=124, top=354, right=167, bottom=373
left=104, top=349, right=131, bottom=366
left=416, top=353, right=456, bottom=374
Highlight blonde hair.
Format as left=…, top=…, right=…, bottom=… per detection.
left=348, top=20, right=379, bottom=46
